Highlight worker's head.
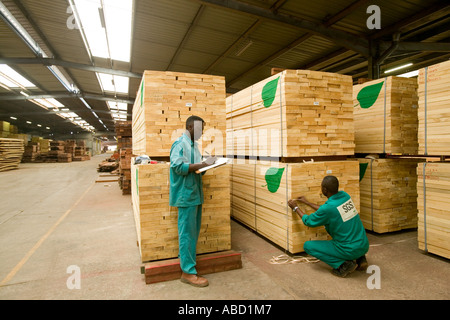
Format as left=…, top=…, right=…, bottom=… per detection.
left=321, top=175, right=339, bottom=198
left=186, top=115, right=205, bottom=141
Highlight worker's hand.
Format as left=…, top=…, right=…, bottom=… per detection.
left=296, top=196, right=308, bottom=203
left=288, top=199, right=298, bottom=210
left=203, top=156, right=217, bottom=165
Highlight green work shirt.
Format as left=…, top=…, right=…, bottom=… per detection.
left=302, top=191, right=369, bottom=255
left=169, top=133, right=204, bottom=207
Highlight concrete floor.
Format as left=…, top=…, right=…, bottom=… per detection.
left=0, top=153, right=448, bottom=300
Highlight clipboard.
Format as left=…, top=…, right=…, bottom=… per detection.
left=195, top=157, right=230, bottom=173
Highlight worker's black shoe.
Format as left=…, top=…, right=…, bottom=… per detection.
left=331, top=260, right=357, bottom=278
left=356, top=255, right=368, bottom=271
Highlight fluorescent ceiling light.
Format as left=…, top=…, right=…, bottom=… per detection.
left=97, top=73, right=129, bottom=93
left=384, top=63, right=413, bottom=74
left=26, top=121, right=32, bottom=124
left=37, top=124, right=42, bottom=127
left=0, top=65, right=36, bottom=88
left=10, top=116, right=17, bottom=120
left=397, top=70, right=419, bottom=78
left=73, top=0, right=133, bottom=62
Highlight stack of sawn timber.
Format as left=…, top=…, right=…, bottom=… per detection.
left=131, top=70, right=231, bottom=263
left=0, top=138, right=24, bottom=171
left=228, top=69, right=360, bottom=254
left=115, top=121, right=132, bottom=195
left=353, top=76, right=421, bottom=233
left=415, top=60, right=450, bottom=259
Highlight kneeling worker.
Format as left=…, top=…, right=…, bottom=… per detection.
left=170, top=115, right=217, bottom=287
left=288, top=176, right=369, bottom=277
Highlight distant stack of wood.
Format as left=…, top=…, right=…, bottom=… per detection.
left=417, top=162, right=450, bottom=259
left=418, top=60, right=450, bottom=155
left=358, top=158, right=422, bottom=233
left=73, top=140, right=89, bottom=161
left=353, top=76, right=418, bottom=154
left=0, top=138, right=24, bottom=171
left=47, top=141, right=65, bottom=162
left=131, top=161, right=231, bottom=262
left=132, top=70, right=226, bottom=157
left=22, top=142, right=40, bottom=162
left=115, top=121, right=132, bottom=195
left=226, top=69, right=355, bottom=157
left=231, top=159, right=359, bottom=253
left=0, top=121, right=11, bottom=138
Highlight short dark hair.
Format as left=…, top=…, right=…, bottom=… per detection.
left=186, top=115, right=205, bottom=129
left=322, top=175, right=339, bottom=194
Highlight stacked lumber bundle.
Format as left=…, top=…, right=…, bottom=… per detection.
left=58, top=153, right=72, bottom=163
left=132, top=71, right=226, bottom=157
left=73, top=140, right=88, bottom=161
left=231, top=159, right=360, bottom=253
left=0, top=121, right=10, bottom=138
left=226, top=69, right=355, bottom=157
left=22, top=143, right=40, bottom=162
left=65, top=140, right=76, bottom=156
left=131, top=161, right=231, bottom=262
left=47, top=141, right=65, bottom=162
left=358, top=158, right=422, bottom=233
left=0, top=138, right=24, bottom=171
left=418, top=60, right=450, bottom=155
left=417, top=162, right=450, bottom=259
left=353, top=76, right=418, bottom=154
left=115, top=121, right=132, bottom=194
left=7, top=134, right=28, bottom=146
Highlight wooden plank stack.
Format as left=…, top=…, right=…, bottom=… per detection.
left=0, top=138, right=24, bottom=171
left=226, top=70, right=355, bottom=158
left=131, top=161, right=231, bottom=262
left=22, top=143, right=40, bottom=162
left=417, top=162, right=450, bottom=259
left=358, top=158, right=422, bottom=233
left=115, top=121, right=132, bottom=195
left=132, top=71, right=226, bottom=157
left=353, top=76, right=418, bottom=154
left=418, top=60, right=450, bottom=155
left=231, top=159, right=360, bottom=253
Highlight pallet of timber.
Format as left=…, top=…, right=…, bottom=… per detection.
left=417, top=162, right=450, bottom=259
left=353, top=76, right=418, bottom=154
left=132, top=71, right=226, bottom=157
left=231, top=159, right=360, bottom=253
left=358, top=158, right=423, bottom=233
left=226, top=69, right=355, bottom=158
left=418, top=60, right=450, bottom=155
left=131, top=161, right=231, bottom=262
left=0, top=138, right=24, bottom=171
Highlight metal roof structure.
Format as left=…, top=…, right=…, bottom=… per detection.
left=0, top=0, right=449, bottom=139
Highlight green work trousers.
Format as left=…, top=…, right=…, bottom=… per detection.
left=177, top=205, right=202, bottom=274
left=304, top=240, right=367, bottom=269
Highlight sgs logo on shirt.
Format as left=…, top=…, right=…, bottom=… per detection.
left=337, top=199, right=358, bottom=222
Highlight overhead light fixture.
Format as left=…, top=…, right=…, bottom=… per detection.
left=20, top=91, right=29, bottom=97
left=235, top=39, right=253, bottom=57
left=10, top=116, right=17, bottom=120
left=384, top=63, right=413, bottom=74
left=72, top=0, right=133, bottom=62
left=37, top=124, right=42, bottom=127
left=397, top=70, right=419, bottom=78
left=26, top=121, right=32, bottom=124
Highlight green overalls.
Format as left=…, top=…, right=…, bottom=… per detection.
left=169, top=133, right=204, bottom=275
left=302, top=191, right=369, bottom=269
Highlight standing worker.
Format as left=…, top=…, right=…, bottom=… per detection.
left=169, top=115, right=216, bottom=287
left=288, top=175, right=369, bottom=277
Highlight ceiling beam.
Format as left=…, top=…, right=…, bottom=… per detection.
left=0, top=93, right=135, bottom=105
left=198, top=0, right=369, bottom=57
left=0, top=57, right=143, bottom=79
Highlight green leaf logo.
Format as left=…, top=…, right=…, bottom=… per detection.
left=261, top=76, right=280, bottom=108
left=355, top=81, right=384, bottom=109
left=263, top=167, right=285, bottom=193
left=359, top=163, right=369, bottom=182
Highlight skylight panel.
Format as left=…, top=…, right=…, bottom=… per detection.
left=0, top=65, right=36, bottom=88
left=97, top=73, right=129, bottom=94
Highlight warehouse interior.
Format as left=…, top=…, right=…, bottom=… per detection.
left=0, top=0, right=449, bottom=301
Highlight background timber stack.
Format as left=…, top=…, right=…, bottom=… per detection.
left=226, top=69, right=354, bottom=158
left=353, top=76, right=418, bottom=155
left=131, top=161, right=231, bottom=262
left=115, top=121, right=132, bottom=195
left=417, top=162, right=450, bottom=259
left=132, top=70, right=226, bottom=157
left=358, top=158, right=423, bottom=233
left=47, top=141, right=65, bottom=162
left=228, top=69, right=360, bottom=254
left=0, top=138, right=24, bottom=171
left=418, top=60, right=450, bottom=156
left=131, top=70, right=230, bottom=262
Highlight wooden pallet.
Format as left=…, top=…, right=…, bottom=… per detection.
left=131, top=161, right=231, bottom=262
left=143, top=250, right=242, bottom=284
left=417, top=162, right=450, bottom=259
left=0, top=138, right=24, bottom=171
left=353, top=76, right=418, bottom=154
left=231, top=159, right=360, bottom=253
left=358, top=158, right=423, bottom=233
left=418, top=60, right=450, bottom=156
left=226, top=69, right=355, bottom=158
left=132, top=71, right=226, bottom=157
